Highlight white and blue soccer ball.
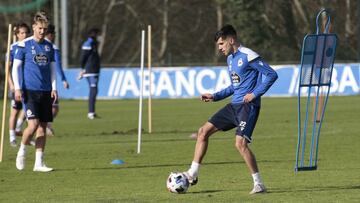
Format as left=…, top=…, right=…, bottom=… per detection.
left=166, top=172, right=189, bottom=194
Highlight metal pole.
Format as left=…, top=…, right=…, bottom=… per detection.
left=137, top=30, right=145, bottom=154
left=61, top=0, right=68, bottom=69
left=358, top=0, right=360, bottom=61
left=54, top=0, right=60, bottom=47
left=148, top=25, right=152, bottom=133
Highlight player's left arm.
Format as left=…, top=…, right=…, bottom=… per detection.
left=50, top=51, right=58, bottom=102
left=12, top=43, right=25, bottom=101
left=54, top=48, right=69, bottom=89
left=247, top=58, right=278, bottom=99
left=7, top=45, right=15, bottom=91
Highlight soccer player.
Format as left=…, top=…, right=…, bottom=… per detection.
left=182, top=25, right=278, bottom=194
left=12, top=12, right=57, bottom=172
left=78, top=28, right=101, bottom=119
left=8, top=22, right=30, bottom=147
left=44, top=24, right=70, bottom=135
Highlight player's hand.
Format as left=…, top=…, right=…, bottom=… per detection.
left=51, top=90, right=58, bottom=104
left=63, top=81, right=70, bottom=89
left=243, top=93, right=255, bottom=103
left=14, top=90, right=22, bottom=102
left=77, top=70, right=85, bottom=80
left=201, top=93, right=214, bottom=102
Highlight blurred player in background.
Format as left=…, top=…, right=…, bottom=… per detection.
left=12, top=12, right=57, bottom=172
left=78, top=28, right=101, bottom=120
left=8, top=22, right=30, bottom=147
left=181, top=25, right=278, bottom=194
left=44, top=24, right=70, bottom=136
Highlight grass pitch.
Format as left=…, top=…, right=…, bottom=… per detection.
left=0, top=96, right=359, bottom=202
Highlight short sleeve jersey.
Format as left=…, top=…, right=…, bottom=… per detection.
left=14, top=36, right=55, bottom=91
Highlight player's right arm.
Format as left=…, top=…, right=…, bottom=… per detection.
left=8, top=62, right=15, bottom=92
left=12, top=42, right=25, bottom=101
left=54, top=47, right=69, bottom=88
left=79, top=39, right=91, bottom=79
left=50, top=61, right=58, bottom=103
left=7, top=44, right=15, bottom=92
left=12, top=59, right=23, bottom=101
left=211, top=85, right=234, bottom=102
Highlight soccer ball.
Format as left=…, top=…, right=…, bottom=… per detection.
left=166, top=172, right=189, bottom=194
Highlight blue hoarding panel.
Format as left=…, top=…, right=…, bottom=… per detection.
left=57, top=64, right=360, bottom=99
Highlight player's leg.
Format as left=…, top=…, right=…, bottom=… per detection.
left=193, top=122, right=219, bottom=164
left=9, top=94, right=23, bottom=146
left=235, top=137, right=266, bottom=194
left=9, top=107, right=20, bottom=147
left=33, top=122, right=52, bottom=172
left=52, top=105, right=59, bottom=118
left=184, top=122, right=218, bottom=185
left=15, top=110, right=26, bottom=133
left=87, top=76, right=98, bottom=119
left=33, top=91, right=54, bottom=172
left=184, top=104, right=236, bottom=185
left=46, top=98, right=59, bottom=136
left=184, top=122, right=218, bottom=184
left=35, top=123, right=47, bottom=149
left=16, top=118, right=39, bottom=170
left=234, top=104, right=265, bottom=194
left=235, top=136, right=259, bottom=173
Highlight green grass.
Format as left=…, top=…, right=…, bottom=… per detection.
left=0, top=96, right=359, bottom=202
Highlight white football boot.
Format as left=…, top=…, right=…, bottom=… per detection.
left=16, top=154, right=25, bottom=170
left=10, top=140, right=17, bottom=148
left=33, top=163, right=54, bottom=172
left=183, top=172, right=198, bottom=186
left=249, top=183, right=267, bottom=194
left=46, top=127, right=55, bottom=136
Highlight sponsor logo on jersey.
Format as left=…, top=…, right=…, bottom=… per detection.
left=45, top=45, right=50, bottom=51
left=33, top=53, right=49, bottom=66
left=238, top=58, right=243, bottom=67
left=231, top=71, right=241, bottom=86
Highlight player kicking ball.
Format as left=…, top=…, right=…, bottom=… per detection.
left=12, top=12, right=57, bottom=172
left=180, top=25, right=278, bottom=194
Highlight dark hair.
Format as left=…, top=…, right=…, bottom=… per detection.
left=46, top=24, right=55, bottom=34
left=88, top=28, right=100, bottom=38
left=14, top=22, right=30, bottom=35
left=214, top=24, right=237, bottom=42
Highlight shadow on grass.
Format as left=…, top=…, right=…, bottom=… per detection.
left=187, top=190, right=225, bottom=194
left=57, top=159, right=292, bottom=171
left=84, top=132, right=232, bottom=145
left=269, top=184, right=360, bottom=193
left=91, top=128, right=198, bottom=136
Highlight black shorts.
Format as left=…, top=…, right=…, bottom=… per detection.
left=11, top=92, right=23, bottom=110
left=51, top=96, right=59, bottom=107
left=208, top=103, right=260, bottom=143
left=23, top=90, right=53, bottom=122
